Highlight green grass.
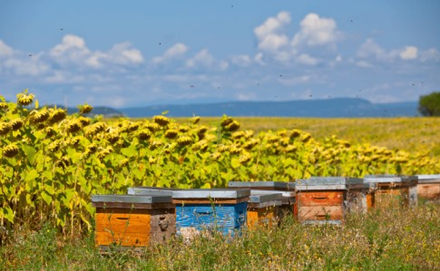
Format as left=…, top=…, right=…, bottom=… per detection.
left=2, top=203, right=439, bottom=270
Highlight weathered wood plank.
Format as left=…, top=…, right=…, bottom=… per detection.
left=95, top=213, right=150, bottom=233
left=375, top=187, right=410, bottom=208
left=149, top=209, right=176, bottom=244
left=346, top=190, right=367, bottom=214
left=297, top=206, right=344, bottom=221
left=417, top=183, right=440, bottom=200
left=95, top=231, right=150, bottom=247
left=297, top=191, right=344, bottom=206
left=247, top=207, right=277, bottom=228
left=175, top=202, right=247, bottom=238
left=93, top=202, right=175, bottom=210
left=366, top=193, right=375, bottom=210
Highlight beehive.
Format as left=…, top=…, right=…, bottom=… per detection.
left=416, top=174, right=440, bottom=201
left=363, top=175, right=418, bottom=208
left=247, top=191, right=283, bottom=228
left=346, top=178, right=376, bottom=214
left=128, top=187, right=250, bottom=239
left=91, top=194, right=175, bottom=251
left=295, top=177, right=349, bottom=224
left=228, top=181, right=295, bottom=221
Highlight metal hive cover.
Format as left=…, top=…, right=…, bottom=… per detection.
left=172, top=188, right=250, bottom=199
left=416, top=174, right=440, bottom=183
left=295, top=177, right=347, bottom=190
left=127, top=187, right=173, bottom=196
left=364, top=174, right=404, bottom=183
left=299, top=177, right=351, bottom=185
left=128, top=187, right=250, bottom=198
left=228, top=181, right=289, bottom=189
left=250, top=190, right=283, bottom=203
left=248, top=189, right=295, bottom=198
left=91, top=194, right=172, bottom=203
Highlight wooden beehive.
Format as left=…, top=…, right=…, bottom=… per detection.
left=228, top=181, right=296, bottom=222
left=294, top=177, right=348, bottom=224
left=128, top=187, right=250, bottom=239
left=91, top=195, right=175, bottom=251
left=416, top=174, right=440, bottom=201
left=346, top=178, right=375, bottom=214
left=247, top=191, right=283, bottom=228
left=363, top=175, right=418, bottom=209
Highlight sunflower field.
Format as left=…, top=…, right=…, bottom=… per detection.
left=1, top=91, right=439, bottom=238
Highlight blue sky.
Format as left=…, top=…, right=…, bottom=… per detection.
left=1, top=0, right=439, bottom=108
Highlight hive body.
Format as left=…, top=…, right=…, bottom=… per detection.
left=92, top=195, right=175, bottom=251
left=416, top=175, right=440, bottom=201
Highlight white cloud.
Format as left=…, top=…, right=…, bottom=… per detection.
left=357, top=39, right=386, bottom=59
left=254, top=11, right=290, bottom=40
left=235, top=92, right=257, bottom=101
left=44, top=71, right=85, bottom=84
left=279, top=75, right=311, bottom=86
left=358, top=40, right=424, bottom=63
left=400, top=46, right=418, bottom=60
left=296, top=54, right=320, bottom=66
left=50, top=35, right=90, bottom=65
left=50, top=35, right=144, bottom=68
left=230, top=54, right=252, bottom=67
left=254, top=52, right=265, bottom=65
left=292, top=13, right=340, bottom=47
left=254, top=11, right=291, bottom=52
left=420, top=48, right=440, bottom=62
left=0, top=40, right=14, bottom=57
left=254, top=12, right=341, bottom=65
left=356, top=60, right=373, bottom=68
left=186, top=49, right=228, bottom=70
left=107, top=42, right=144, bottom=65
left=258, top=34, right=289, bottom=52
left=152, top=43, right=188, bottom=64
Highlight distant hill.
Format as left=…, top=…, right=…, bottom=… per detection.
left=119, top=98, right=419, bottom=118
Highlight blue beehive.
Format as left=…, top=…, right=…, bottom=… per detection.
left=128, top=187, right=250, bottom=239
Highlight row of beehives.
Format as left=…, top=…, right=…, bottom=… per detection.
left=91, top=174, right=440, bottom=251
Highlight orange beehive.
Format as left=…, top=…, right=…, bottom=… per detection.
left=294, top=177, right=358, bottom=224
left=247, top=191, right=283, bottom=228
left=92, top=195, right=175, bottom=251
left=416, top=174, right=440, bottom=201
left=364, top=175, right=418, bottom=209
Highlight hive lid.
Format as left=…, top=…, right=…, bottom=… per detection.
left=248, top=189, right=295, bottom=198
left=364, top=174, right=412, bottom=183
left=91, top=194, right=172, bottom=204
left=295, top=177, right=348, bottom=190
left=250, top=190, right=283, bottom=203
left=172, top=188, right=250, bottom=199
left=128, top=187, right=250, bottom=199
left=228, top=181, right=290, bottom=190
left=415, top=174, right=440, bottom=183
left=127, top=187, right=173, bottom=196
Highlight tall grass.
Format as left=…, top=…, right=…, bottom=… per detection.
left=2, top=203, right=439, bottom=270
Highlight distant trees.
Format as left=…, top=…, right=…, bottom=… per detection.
left=418, top=91, right=440, bottom=116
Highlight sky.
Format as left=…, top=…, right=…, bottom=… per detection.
left=1, top=0, right=439, bottom=108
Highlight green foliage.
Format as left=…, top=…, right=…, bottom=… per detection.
left=1, top=92, right=440, bottom=240
left=418, top=91, right=440, bottom=116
